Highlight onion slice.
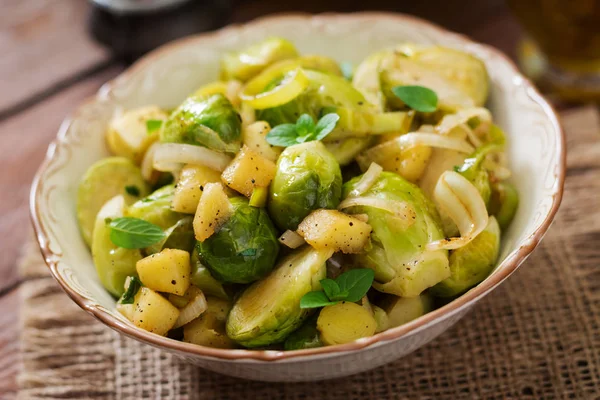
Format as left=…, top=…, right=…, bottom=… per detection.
left=141, top=142, right=159, bottom=181
left=436, top=108, right=492, bottom=136
left=173, top=290, right=208, bottom=329
left=278, top=230, right=306, bottom=249
left=396, top=132, right=475, bottom=154
left=153, top=143, right=232, bottom=172
left=348, top=162, right=383, bottom=197
left=427, top=171, right=489, bottom=251
left=339, top=196, right=416, bottom=229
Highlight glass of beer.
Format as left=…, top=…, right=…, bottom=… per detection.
left=507, top=0, right=600, bottom=102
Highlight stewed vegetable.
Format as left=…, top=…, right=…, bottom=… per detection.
left=77, top=38, right=518, bottom=350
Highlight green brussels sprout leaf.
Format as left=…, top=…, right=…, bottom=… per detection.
left=391, top=85, right=438, bottom=112
left=108, top=217, right=165, bottom=249
left=145, top=119, right=163, bottom=134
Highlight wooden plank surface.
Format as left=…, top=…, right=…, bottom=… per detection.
left=0, top=67, right=123, bottom=293
left=0, top=0, right=112, bottom=116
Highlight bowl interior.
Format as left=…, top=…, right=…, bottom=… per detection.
left=32, top=14, right=563, bottom=360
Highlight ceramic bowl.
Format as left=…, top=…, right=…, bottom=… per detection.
left=30, top=13, right=565, bottom=382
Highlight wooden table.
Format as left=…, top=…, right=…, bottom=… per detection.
left=0, top=0, right=527, bottom=396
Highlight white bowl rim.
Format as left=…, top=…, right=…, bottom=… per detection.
left=30, top=11, right=566, bottom=362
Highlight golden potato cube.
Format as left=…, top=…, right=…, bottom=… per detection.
left=297, top=209, right=372, bottom=254
left=132, top=287, right=180, bottom=336
left=357, top=141, right=432, bottom=183
left=242, top=121, right=282, bottom=162
left=183, top=297, right=235, bottom=349
left=116, top=303, right=135, bottom=322
left=221, top=145, right=276, bottom=197
left=172, top=164, right=223, bottom=214
left=136, top=249, right=191, bottom=295
left=193, top=183, right=233, bottom=242
left=106, top=106, right=168, bottom=164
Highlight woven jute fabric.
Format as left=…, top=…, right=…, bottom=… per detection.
left=18, top=107, right=600, bottom=399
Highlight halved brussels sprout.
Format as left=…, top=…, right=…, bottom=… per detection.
left=197, top=197, right=279, bottom=284
left=77, top=157, right=149, bottom=247
left=127, top=184, right=182, bottom=230
left=317, top=302, right=377, bottom=345
left=283, top=314, right=322, bottom=350
left=489, top=182, right=519, bottom=230
left=379, top=293, right=433, bottom=328
left=161, top=94, right=241, bottom=153
left=343, top=172, right=450, bottom=297
left=220, top=37, right=299, bottom=82
left=379, top=46, right=489, bottom=112
left=268, top=141, right=342, bottom=231
left=226, top=246, right=332, bottom=347
left=430, top=216, right=500, bottom=297
left=92, top=196, right=142, bottom=297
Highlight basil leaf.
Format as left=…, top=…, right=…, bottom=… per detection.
left=124, top=185, right=141, bottom=197
left=300, top=291, right=339, bottom=309
left=118, top=276, right=143, bottom=304
left=319, top=279, right=340, bottom=300
left=314, top=113, right=340, bottom=141
left=391, top=85, right=438, bottom=113
left=109, top=217, right=165, bottom=249
left=146, top=119, right=163, bottom=134
left=340, top=62, right=354, bottom=81
left=295, top=114, right=315, bottom=137
left=335, top=269, right=375, bottom=302
left=266, top=124, right=299, bottom=147
left=238, top=248, right=257, bottom=257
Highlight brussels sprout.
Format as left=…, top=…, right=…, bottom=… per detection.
left=343, top=172, right=450, bottom=297
left=269, top=141, right=342, bottom=231
left=127, top=184, right=182, bottom=230
left=77, top=157, right=149, bottom=246
left=197, top=197, right=279, bottom=284
left=379, top=48, right=488, bottom=112
left=379, top=293, right=433, bottom=328
left=92, top=196, right=142, bottom=297
left=430, top=217, right=500, bottom=297
left=257, top=69, right=376, bottom=127
left=489, top=182, right=519, bottom=230
left=317, top=302, right=377, bottom=345
left=283, top=314, right=322, bottom=350
left=145, top=217, right=195, bottom=255
left=325, top=137, right=375, bottom=166
left=161, top=94, right=241, bottom=153
left=220, top=38, right=298, bottom=82
left=226, top=246, right=331, bottom=347
left=190, top=252, right=229, bottom=300
left=455, top=143, right=503, bottom=209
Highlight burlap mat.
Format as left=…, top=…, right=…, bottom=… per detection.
left=18, top=107, right=600, bottom=399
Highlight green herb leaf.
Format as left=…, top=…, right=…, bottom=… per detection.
left=300, top=291, right=339, bottom=309
left=265, top=124, right=299, bottom=147
left=340, top=62, right=354, bottom=81
left=295, top=114, right=315, bottom=137
left=391, top=85, right=438, bottom=113
left=124, top=185, right=141, bottom=197
left=118, top=276, right=143, bottom=304
left=146, top=119, right=163, bottom=134
left=238, top=248, right=257, bottom=257
left=109, top=217, right=165, bottom=249
left=319, top=279, right=341, bottom=300
left=335, top=269, right=375, bottom=302
left=314, top=113, right=340, bottom=141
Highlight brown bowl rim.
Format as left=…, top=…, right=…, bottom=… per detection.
left=30, top=11, right=566, bottom=362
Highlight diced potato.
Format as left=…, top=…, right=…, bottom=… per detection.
left=106, top=106, right=168, bottom=164
left=193, top=183, right=232, bottom=242
left=297, top=209, right=372, bottom=254
left=183, top=297, right=236, bottom=349
left=172, top=164, right=223, bottom=214
left=116, top=303, right=135, bottom=322
left=242, top=121, right=282, bottom=162
left=221, top=145, right=276, bottom=197
left=317, top=302, right=377, bottom=345
left=132, top=287, right=180, bottom=336
left=357, top=141, right=432, bottom=183
left=136, top=249, right=191, bottom=295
